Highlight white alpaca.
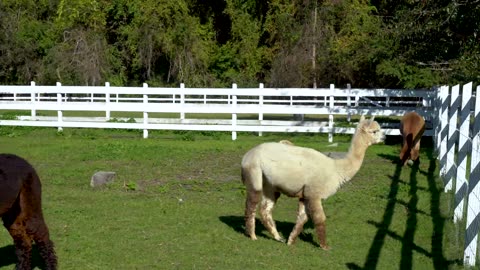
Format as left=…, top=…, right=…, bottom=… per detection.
left=241, top=115, right=385, bottom=249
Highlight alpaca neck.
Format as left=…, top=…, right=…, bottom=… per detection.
left=336, top=132, right=370, bottom=183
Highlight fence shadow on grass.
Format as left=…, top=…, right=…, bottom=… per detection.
left=0, top=244, right=46, bottom=269
left=219, top=215, right=318, bottom=247
left=346, top=148, right=461, bottom=270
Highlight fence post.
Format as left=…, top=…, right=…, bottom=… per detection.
left=143, top=83, right=149, bottom=139
left=454, top=83, right=472, bottom=222
left=105, top=82, right=111, bottom=121
left=328, top=84, right=334, bottom=143
left=438, top=85, right=450, bottom=191
left=180, top=83, right=185, bottom=120
left=445, top=84, right=460, bottom=191
left=30, top=81, right=36, bottom=119
left=433, top=87, right=441, bottom=153
left=232, top=83, right=237, bottom=141
left=347, top=84, right=351, bottom=122
left=464, top=84, right=480, bottom=266
left=258, top=83, right=264, bottom=137
left=56, top=82, right=63, bottom=132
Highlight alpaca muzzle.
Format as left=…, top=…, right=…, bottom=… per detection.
left=380, top=133, right=386, bottom=142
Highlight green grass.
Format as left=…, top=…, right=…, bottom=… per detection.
left=0, top=126, right=465, bottom=269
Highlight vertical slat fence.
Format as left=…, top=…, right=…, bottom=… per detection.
left=435, top=83, right=480, bottom=266
left=464, top=84, right=480, bottom=266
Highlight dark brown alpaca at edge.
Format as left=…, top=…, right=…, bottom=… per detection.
left=0, top=154, right=57, bottom=270
left=399, top=111, right=425, bottom=165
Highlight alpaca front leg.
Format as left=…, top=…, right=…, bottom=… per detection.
left=4, top=218, right=33, bottom=269
left=309, top=199, right=329, bottom=250
left=14, top=238, right=32, bottom=270
left=259, top=195, right=284, bottom=242
left=287, top=199, right=308, bottom=245
left=245, top=190, right=261, bottom=240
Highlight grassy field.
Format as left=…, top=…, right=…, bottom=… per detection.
left=0, top=126, right=464, bottom=269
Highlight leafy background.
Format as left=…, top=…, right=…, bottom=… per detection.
left=0, top=0, right=478, bottom=88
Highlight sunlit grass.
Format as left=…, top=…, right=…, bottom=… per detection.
left=0, top=126, right=464, bottom=269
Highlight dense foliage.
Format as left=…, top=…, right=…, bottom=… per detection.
left=0, top=0, right=478, bottom=88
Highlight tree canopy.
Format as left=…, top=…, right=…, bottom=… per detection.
left=0, top=0, right=478, bottom=88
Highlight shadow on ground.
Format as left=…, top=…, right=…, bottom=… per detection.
left=219, top=215, right=318, bottom=247
left=346, top=148, right=462, bottom=270
left=0, top=244, right=47, bottom=269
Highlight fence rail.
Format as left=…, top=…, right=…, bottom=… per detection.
left=0, top=82, right=435, bottom=141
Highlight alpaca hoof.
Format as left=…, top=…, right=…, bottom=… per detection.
left=407, top=159, right=414, bottom=166
left=245, top=231, right=258, bottom=240
left=275, top=237, right=286, bottom=243
left=320, top=244, right=330, bottom=251
left=287, top=239, right=295, bottom=245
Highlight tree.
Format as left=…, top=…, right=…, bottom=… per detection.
left=206, top=0, right=268, bottom=87
left=43, top=0, right=114, bottom=85
left=327, top=0, right=384, bottom=87
left=113, top=0, right=216, bottom=87
left=373, top=0, right=480, bottom=87
left=0, top=0, right=55, bottom=84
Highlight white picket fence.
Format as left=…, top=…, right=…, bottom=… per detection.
left=0, top=82, right=435, bottom=141
left=435, top=82, right=480, bottom=266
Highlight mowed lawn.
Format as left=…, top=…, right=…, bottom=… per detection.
left=0, top=127, right=464, bottom=269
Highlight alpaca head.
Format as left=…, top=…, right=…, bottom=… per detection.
left=357, top=115, right=385, bottom=145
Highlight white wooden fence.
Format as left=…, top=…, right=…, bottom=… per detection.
left=435, top=82, right=480, bottom=266
left=0, top=82, right=435, bottom=141
left=1, top=81, right=480, bottom=265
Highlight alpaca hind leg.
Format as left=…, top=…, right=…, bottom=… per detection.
left=36, top=239, right=57, bottom=270
left=32, top=220, right=57, bottom=270
left=309, top=199, right=329, bottom=250
left=259, top=192, right=284, bottom=242
left=245, top=189, right=261, bottom=240
left=287, top=199, right=308, bottom=245
left=399, top=141, right=410, bottom=165
left=410, top=139, right=421, bottom=162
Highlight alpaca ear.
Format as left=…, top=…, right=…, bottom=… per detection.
left=370, top=116, right=375, bottom=122
left=360, top=115, right=365, bottom=122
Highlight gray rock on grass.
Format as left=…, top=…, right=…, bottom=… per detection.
left=90, top=171, right=116, bottom=187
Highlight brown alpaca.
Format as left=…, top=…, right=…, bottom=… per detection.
left=241, top=116, right=384, bottom=249
left=0, top=154, right=57, bottom=270
left=399, top=111, right=425, bottom=166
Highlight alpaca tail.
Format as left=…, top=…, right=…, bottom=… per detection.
left=406, top=133, right=414, bottom=150
left=241, top=165, right=263, bottom=192
left=241, top=167, right=247, bottom=184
